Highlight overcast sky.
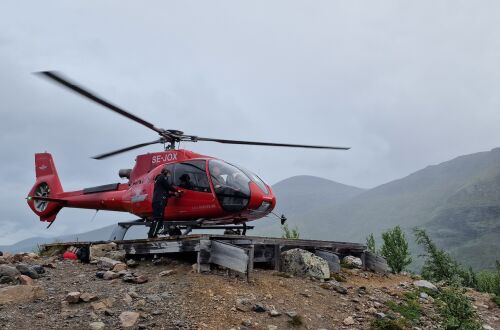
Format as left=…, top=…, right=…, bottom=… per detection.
left=1, top=1, right=500, bottom=245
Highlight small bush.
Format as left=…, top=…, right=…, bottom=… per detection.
left=366, top=233, right=376, bottom=254
left=380, top=226, right=412, bottom=273
left=436, top=287, right=482, bottom=330
left=386, top=291, right=422, bottom=325
left=281, top=223, right=300, bottom=239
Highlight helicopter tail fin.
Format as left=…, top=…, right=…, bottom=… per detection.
left=27, top=153, right=65, bottom=223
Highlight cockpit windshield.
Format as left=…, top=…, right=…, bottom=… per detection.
left=208, top=160, right=251, bottom=212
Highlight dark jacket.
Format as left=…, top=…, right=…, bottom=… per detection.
left=152, top=174, right=177, bottom=203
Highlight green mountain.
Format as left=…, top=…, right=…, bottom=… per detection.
left=287, top=148, right=500, bottom=270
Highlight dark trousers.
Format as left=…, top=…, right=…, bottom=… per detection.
left=148, top=199, right=167, bottom=237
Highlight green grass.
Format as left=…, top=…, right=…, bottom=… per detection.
left=372, top=318, right=406, bottom=330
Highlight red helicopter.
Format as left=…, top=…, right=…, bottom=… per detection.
left=27, top=72, right=349, bottom=238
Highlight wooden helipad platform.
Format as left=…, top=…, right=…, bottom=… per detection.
left=41, top=235, right=387, bottom=279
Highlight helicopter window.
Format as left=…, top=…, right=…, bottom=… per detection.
left=234, top=166, right=270, bottom=194
left=173, top=160, right=211, bottom=193
left=208, top=160, right=251, bottom=212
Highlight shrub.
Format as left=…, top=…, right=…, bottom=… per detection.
left=366, top=233, right=376, bottom=254
left=380, top=226, right=412, bottom=273
left=436, top=287, right=482, bottom=330
left=413, top=228, right=463, bottom=284
left=281, top=223, right=300, bottom=239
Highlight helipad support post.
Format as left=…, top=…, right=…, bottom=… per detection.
left=197, top=239, right=211, bottom=273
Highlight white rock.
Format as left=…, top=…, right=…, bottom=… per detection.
left=343, top=316, right=355, bottom=325
left=342, top=256, right=363, bottom=269
left=413, top=280, right=438, bottom=291
left=119, top=311, right=140, bottom=328
left=89, top=321, right=105, bottom=330
left=281, top=248, right=330, bottom=279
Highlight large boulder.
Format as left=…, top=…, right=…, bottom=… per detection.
left=413, top=280, right=438, bottom=291
left=281, top=248, right=330, bottom=279
left=0, top=285, right=46, bottom=304
left=0, top=265, right=21, bottom=284
left=97, top=257, right=123, bottom=270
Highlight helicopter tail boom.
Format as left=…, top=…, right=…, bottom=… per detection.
left=27, top=153, right=65, bottom=222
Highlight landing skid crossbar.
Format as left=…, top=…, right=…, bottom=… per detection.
left=109, top=219, right=254, bottom=241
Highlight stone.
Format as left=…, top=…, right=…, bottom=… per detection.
left=269, top=309, right=281, bottom=317
left=103, top=271, right=119, bottom=280
left=95, top=271, right=105, bottom=279
left=91, top=301, right=107, bottom=312
left=413, top=280, right=438, bottom=291
left=236, top=298, right=253, bottom=312
left=120, top=311, right=140, bottom=328
left=375, top=312, right=386, bottom=319
left=280, top=248, right=330, bottom=279
left=106, top=250, right=126, bottom=261
left=126, top=259, right=138, bottom=268
left=128, top=291, right=140, bottom=299
left=19, top=274, right=34, bottom=286
left=482, top=325, right=494, bottom=330
left=252, top=303, right=267, bottom=313
left=0, top=265, right=21, bottom=284
left=15, top=264, right=39, bottom=279
left=133, top=275, right=148, bottom=284
left=66, top=292, right=81, bottom=303
left=419, top=292, right=429, bottom=300
left=242, top=320, right=252, bottom=326
left=80, top=293, right=98, bottom=302
left=89, top=321, right=106, bottom=330
left=123, top=293, right=133, bottom=304
left=97, top=257, right=123, bottom=271
left=343, top=316, right=355, bottom=325
left=112, top=263, right=127, bottom=272
left=31, top=265, right=45, bottom=274
left=320, top=281, right=347, bottom=294
left=159, top=269, right=176, bottom=277
left=342, top=256, right=363, bottom=269
left=315, top=250, right=341, bottom=273
left=366, top=307, right=377, bottom=314
left=267, top=326, right=278, bottom=330
left=286, top=311, right=297, bottom=318
left=122, top=274, right=136, bottom=283
left=0, top=285, right=46, bottom=304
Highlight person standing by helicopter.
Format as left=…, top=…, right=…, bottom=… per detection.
left=148, top=167, right=180, bottom=238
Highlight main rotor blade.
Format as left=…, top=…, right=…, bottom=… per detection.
left=195, top=137, right=350, bottom=150
left=36, top=71, right=164, bottom=135
left=92, top=139, right=163, bottom=159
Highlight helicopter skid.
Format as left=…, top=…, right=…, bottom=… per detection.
left=109, top=218, right=254, bottom=241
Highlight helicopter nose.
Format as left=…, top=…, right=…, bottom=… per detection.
left=247, top=182, right=276, bottom=214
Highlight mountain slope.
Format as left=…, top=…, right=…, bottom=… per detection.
left=303, top=147, right=500, bottom=269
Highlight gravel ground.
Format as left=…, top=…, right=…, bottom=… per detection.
left=0, top=256, right=498, bottom=330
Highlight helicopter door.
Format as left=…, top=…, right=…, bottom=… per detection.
left=168, top=160, right=217, bottom=218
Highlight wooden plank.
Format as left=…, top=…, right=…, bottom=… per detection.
left=247, top=245, right=254, bottom=281
left=273, top=245, right=281, bottom=271
left=209, top=240, right=249, bottom=274
left=197, top=239, right=211, bottom=273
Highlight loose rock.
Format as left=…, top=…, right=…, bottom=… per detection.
left=413, top=280, right=438, bottom=291
left=0, top=265, right=21, bottom=284
left=89, top=321, right=106, bottom=330
left=120, top=311, right=140, bottom=328
left=0, top=285, right=46, bottom=304
left=343, top=316, right=355, bottom=325
left=65, top=292, right=81, bottom=304
left=342, top=256, right=363, bottom=269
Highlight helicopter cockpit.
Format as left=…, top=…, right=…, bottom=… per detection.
left=208, top=159, right=254, bottom=212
